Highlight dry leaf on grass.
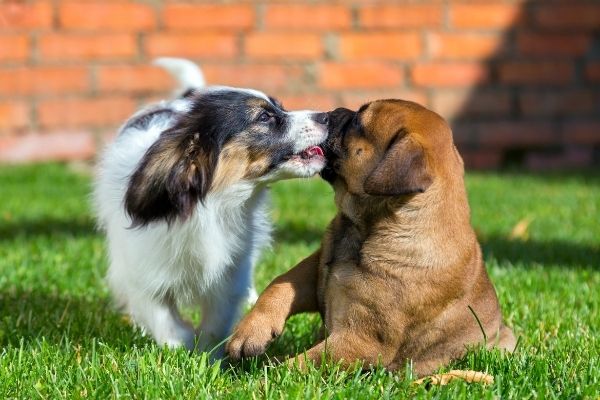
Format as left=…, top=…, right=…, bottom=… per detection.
left=413, top=369, right=494, bottom=386
left=509, top=217, right=533, bottom=240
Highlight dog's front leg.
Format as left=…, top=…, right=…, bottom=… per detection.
left=227, top=250, right=321, bottom=360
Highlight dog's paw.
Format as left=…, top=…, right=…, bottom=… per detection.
left=227, top=312, right=283, bottom=360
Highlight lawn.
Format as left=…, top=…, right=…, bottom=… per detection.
left=0, top=163, right=598, bottom=399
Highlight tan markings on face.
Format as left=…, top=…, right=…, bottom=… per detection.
left=245, top=147, right=273, bottom=179
left=246, top=98, right=272, bottom=117
left=210, top=140, right=250, bottom=192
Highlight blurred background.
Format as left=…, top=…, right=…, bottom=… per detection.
left=0, top=0, right=599, bottom=169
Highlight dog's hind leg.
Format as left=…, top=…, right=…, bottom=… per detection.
left=286, top=333, right=391, bottom=371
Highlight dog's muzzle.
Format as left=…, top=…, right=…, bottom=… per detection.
left=320, top=108, right=355, bottom=182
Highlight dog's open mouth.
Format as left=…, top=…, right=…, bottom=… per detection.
left=289, top=145, right=325, bottom=162
left=301, top=145, right=324, bottom=159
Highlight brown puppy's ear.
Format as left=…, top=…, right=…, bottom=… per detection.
left=124, top=129, right=216, bottom=227
left=363, top=135, right=432, bottom=196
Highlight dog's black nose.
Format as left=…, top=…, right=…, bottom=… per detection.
left=312, top=112, right=329, bottom=125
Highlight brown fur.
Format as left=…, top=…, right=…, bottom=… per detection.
left=210, top=141, right=274, bottom=192
left=227, top=100, right=515, bottom=376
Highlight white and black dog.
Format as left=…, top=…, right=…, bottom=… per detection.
left=94, top=58, right=328, bottom=355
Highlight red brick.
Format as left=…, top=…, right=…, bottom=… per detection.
left=202, top=64, right=304, bottom=91
left=534, top=5, right=600, bottom=30
left=0, top=67, right=88, bottom=96
left=517, top=33, right=592, bottom=56
left=0, top=131, right=96, bottom=163
left=475, top=122, right=557, bottom=147
left=38, top=96, right=136, bottom=129
left=246, top=33, right=322, bottom=59
left=265, top=5, right=351, bottom=30
left=360, top=5, right=442, bottom=28
left=0, top=35, right=28, bottom=62
left=0, top=101, right=29, bottom=132
left=519, top=90, right=597, bottom=117
left=340, top=90, right=427, bottom=110
left=164, top=4, right=254, bottom=30
left=499, top=62, right=573, bottom=85
left=277, top=94, right=337, bottom=111
left=451, top=4, right=523, bottom=29
left=526, top=147, right=594, bottom=171
left=428, top=33, right=504, bottom=60
left=562, top=122, right=600, bottom=145
left=319, top=62, right=404, bottom=90
left=59, top=2, right=155, bottom=31
left=586, top=62, right=600, bottom=83
left=460, top=149, right=502, bottom=170
left=40, top=34, right=137, bottom=61
left=432, top=90, right=511, bottom=119
left=97, top=65, right=173, bottom=93
left=339, top=33, right=421, bottom=60
left=0, top=1, right=52, bottom=30
left=412, top=63, right=489, bottom=88
left=447, top=122, right=474, bottom=147
left=145, top=33, right=237, bottom=59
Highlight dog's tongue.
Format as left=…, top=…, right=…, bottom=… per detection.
left=305, top=146, right=324, bottom=157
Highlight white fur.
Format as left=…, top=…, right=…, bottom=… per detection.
left=94, top=59, right=326, bottom=355
left=154, top=57, right=206, bottom=93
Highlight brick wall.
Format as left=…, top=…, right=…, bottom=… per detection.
left=1, top=0, right=599, bottom=168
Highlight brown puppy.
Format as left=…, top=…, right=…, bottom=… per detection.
left=227, top=99, right=515, bottom=376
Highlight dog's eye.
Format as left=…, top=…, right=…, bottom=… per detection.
left=257, top=111, right=274, bottom=123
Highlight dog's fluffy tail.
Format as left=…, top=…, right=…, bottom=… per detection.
left=153, top=57, right=206, bottom=91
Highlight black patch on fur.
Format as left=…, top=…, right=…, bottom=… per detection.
left=180, top=88, right=196, bottom=98
left=321, top=108, right=355, bottom=183
left=268, top=96, right=285, bottom=111
left=124, top=90, right=296, bottom=227
left=123, top=108, right=175, bottom=132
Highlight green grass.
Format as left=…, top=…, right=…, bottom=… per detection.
left=1, top=163, right=598, bottom=399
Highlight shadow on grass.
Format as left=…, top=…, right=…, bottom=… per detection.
left=276, top=222, right=600, bottom=270
left=0, top=289, right=148, bottom=350
left=0, top=217, right=97, bottom=242
left=481, top=236, right=599, bottom=269
left=2, top=214, right=597, bottom=271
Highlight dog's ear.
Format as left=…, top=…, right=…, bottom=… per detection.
left=363, top=134, right=432, bottom=196
left=124, top=128, right=216, bottom=227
